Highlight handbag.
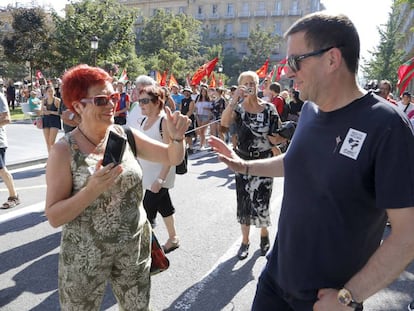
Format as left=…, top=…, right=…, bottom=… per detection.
left=123, top=126, right=170, bottom=275
left=34, top=117, right=43, bottom=129
left=176, top=148, right=188, bottom=175
left=150, top=231, right=170, bottom=275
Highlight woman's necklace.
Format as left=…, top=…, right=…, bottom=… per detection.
left=77, top=127, right=104, bottom=152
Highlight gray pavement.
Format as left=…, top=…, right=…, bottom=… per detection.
left=6, top=120, right=64, bottom=170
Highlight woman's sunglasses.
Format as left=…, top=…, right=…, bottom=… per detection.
left=138, top=98, right=153, bottom=105
left=80, top=92, right=120, bottom=106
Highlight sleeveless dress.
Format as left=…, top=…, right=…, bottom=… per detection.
left=42, top=97, right=62, bottom=129
left=233, top=102, right=278, bottom=227
left=58, top=128, right=151, bottom=310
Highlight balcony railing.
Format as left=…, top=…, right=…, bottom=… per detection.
left=195, top=13, right=205, bottom=20
left=271, top=10, right=284, bottom=16
left=254, top=10, right=267, bottom=17
left=238, top=11, right=250, bottom=18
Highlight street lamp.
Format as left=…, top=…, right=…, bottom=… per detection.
left=90, top=35, right=99, bottom=66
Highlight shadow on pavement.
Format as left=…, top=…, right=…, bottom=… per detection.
left=166, top=250, right=261, bottom=310
left=0, top=212, right=49, bottom=237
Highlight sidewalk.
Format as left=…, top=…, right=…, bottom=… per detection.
left=6, top=120, right=64, bottom=170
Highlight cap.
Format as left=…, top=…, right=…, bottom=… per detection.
left=183, top=87, right=192, bottom=94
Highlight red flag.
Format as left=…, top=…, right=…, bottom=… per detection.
left=36, top=70, right=43, bottom=80
left=155, top=71, right=162, bottom=84
left=168, top=73, right=179, bottom=88
left=397, top=57, right=414, bottom=96
left=118, top=68, right=128, bottom=83
left=191, top=57, right=219, bottom=86
left=275, top=59, right=288, bottom=81
left=209, top=73, right=216, bottom=88
left=256, top=59, right=269, bottom=78
left=160, top=69, right=168, bottom=86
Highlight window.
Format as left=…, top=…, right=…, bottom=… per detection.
left=212, top=4, right=218, bottom=14
left=227, top=3, right=234, bottom=16
left=274, top=22, right=282, bottom=36
left=240, top=22, right=249, bottom=36
left=274, top=1, right=282, bottom=15
left=198, top=6, right=203, bottom=14
left=242, top=2, right=249, bottom=14
left=224, top=23, right=234, bottom=38
left=289, top=0, right=300, bottom=15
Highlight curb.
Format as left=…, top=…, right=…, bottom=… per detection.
left=8, top=157, right=48, bottom=171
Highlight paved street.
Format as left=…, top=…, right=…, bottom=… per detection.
left=0, top=122, right=413, bottom=310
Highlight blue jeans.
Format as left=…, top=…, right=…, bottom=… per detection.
left=252, top=265, right=315, bottom=311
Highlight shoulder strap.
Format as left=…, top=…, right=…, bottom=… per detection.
left=140, top=117, right=146, bottom=126
left=159, top=116, right=164, bottom=138
left=123, top=125, right=137, bottom=157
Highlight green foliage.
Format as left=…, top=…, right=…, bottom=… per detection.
left=52, top=0, right=142, bottom=78
left=242, top=24, right=280, bottom=72
left=137, top=9, right=203, bottom=80
left=1, top=7, right=52, bottom=82
left=362, top=2, right=405, bottom=86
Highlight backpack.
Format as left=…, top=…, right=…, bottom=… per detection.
left=139, top=117, right=188, bottom=175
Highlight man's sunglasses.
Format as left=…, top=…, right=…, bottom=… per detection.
left=80, top=92, right=120, bottom=106
left=138, top=98, right=153, bottom=105
left=287, top=46, right=341, bottom=73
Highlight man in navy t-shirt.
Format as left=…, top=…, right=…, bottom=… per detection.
left=209, top=12, right=414, bottom=311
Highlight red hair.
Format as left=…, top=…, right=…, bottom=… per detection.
left=61, top=64, right=112, bottom=111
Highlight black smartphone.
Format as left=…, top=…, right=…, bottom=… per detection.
left=102, top=131, right=127, bottom=166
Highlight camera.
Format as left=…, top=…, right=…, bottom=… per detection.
left=276, top=121, right=297, bottom=140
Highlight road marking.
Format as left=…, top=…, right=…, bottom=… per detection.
left=0, top=185, right=46, bottom=192
left=172, top=192, right=283, bottom=310
left=0, top=201, right=45, bottom=224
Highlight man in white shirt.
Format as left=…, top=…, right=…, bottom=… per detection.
left=126, top=75, right=156, bottom=128
left=397, top=91, right=414, bottom=115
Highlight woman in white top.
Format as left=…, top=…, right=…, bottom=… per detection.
left=195, top=85, right=213, bottom=149
left=138, top=85, right=179, bottom=253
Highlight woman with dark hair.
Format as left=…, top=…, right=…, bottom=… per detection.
left=194, top=86, right=213, bottom=150
left=45, top=64, right=190, bottom=310
left=137, top=85, right=179, bottom=253
left=41, top=85, right=62, bottom=154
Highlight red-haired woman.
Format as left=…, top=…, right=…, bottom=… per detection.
left=45, top=64, right=190, bottom=310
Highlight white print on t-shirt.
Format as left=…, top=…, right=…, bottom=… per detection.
left=339, top=128, right=367, bottom=160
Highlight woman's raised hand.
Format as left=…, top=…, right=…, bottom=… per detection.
left=164, top=106, right=191, bottom=140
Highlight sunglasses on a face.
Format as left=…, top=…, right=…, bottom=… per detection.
left=287, top=46, right=340, bottom=73
left=80, top=92, right=120, bottom=106
left=138, top=98, right=153, bottom=105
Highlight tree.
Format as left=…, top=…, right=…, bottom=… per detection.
left=2, top=7, right=52, bottom=84
left=52, top=0, right=143, bottom=78
left=362, top=1, right=405, bottom=86
left=137, top=9, right=202, bottom=80
left=241, top=25, right=281, bottom=73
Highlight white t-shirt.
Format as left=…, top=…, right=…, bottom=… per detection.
left=0, top=93, right=8, bottom=148
left=195, top=100, right=212, bottom=116
left=126, top=103, right=144, bottom=129
left=396, top=101, right=414, bottom=115
left=136, top=114, right=175, bottom=190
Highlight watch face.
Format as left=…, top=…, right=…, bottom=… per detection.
left=338, top=288, right=352, bottom=306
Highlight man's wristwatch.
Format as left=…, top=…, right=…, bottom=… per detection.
left=337, top=288, right=363, bottom=310
left=157, top=178, right=166, bottom=185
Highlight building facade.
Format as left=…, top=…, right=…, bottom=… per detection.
left=120, top=0, right=324, bottom=61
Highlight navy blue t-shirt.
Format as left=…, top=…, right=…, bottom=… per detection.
left=267, top=92, right=414, bottom=300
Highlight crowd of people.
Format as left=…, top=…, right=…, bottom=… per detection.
left=1, top=10, right=414, bottom=311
